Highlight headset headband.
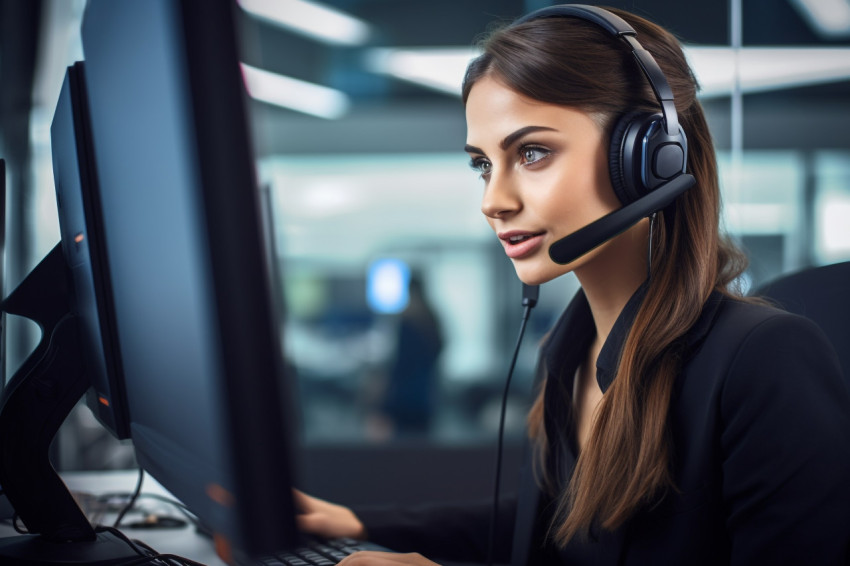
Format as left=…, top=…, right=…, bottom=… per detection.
left=512, top=4, right=679, bottom=136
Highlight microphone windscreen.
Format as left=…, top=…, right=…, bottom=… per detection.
left=548, top=174, right=695, bottom=265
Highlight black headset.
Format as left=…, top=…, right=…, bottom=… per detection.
left=511, top=4, right=696, bottom=265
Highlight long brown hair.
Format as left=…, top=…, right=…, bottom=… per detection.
left=462, top=7, right=748, bottom=545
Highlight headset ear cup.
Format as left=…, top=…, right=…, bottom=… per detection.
left=607, top=112, right=642, bottom=205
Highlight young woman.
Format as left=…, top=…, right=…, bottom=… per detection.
left=296, top=5, right=850, bottom=565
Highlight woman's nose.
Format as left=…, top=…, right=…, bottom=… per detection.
left=480, top=172, right=521, bottom=219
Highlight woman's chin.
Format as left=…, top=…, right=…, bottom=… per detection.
left=513, top=264, right=560, bottom=287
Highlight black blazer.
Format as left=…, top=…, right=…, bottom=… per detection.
left=357, top=291, right=850, bottom=565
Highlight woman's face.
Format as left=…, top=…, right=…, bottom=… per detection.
left=465, top=75, right=624, bottom=286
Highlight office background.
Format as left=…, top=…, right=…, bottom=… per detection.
left=1, top=0, right=849, bottom=507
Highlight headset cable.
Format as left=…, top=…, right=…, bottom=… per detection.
left=487, top=283, right=539, bottom=566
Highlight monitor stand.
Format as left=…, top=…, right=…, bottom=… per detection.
left=0, top=245, right=137, bottom=564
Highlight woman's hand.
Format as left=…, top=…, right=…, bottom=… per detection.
left=293, top=491, right=441, bottom=564
left=338, top=551, right=440, bottom=565
left=293, top=489, right=367, bottom=540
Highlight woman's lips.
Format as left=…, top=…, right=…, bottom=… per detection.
left=498, top=231, right=546, bottom=259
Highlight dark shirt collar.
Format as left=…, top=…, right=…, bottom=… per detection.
left=542, top=281, right=649, bottom=395
left=596, top=281, right=649, bottom=391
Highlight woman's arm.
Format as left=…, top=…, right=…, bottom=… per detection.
left=353, top=496, right=517, bottom=563
left=294, top=488, right=518, bottom=564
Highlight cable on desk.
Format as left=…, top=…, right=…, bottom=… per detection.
left=95, top=525, right=150, bottom=559
left=114, top=467, right=145, bottom=527
left=11, top=513, right=28, bottom=534
left=93, top=474, right=199, bottom=535
left=111, top=554, right=205, bottom=566
left=96, top=525, right=206, bottom=566
left=113, top=553, right=206, bottom=566
left=135, top=493, right=198, bottom=524
left=97, top=489, right=199, bottom=529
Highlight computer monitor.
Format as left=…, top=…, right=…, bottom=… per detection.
left=52, top=62, right=129, bottom=443
left=0, top=0, right=300, bottom=562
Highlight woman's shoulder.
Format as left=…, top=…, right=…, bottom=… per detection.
left=700, top=292, right=847, bottom=403
left=706, top=292, right=826, bottom=346
left=686, top=292, right=845, bottom=398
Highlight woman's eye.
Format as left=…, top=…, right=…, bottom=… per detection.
left=520, top=146, right=550, bottom=165
left=469, top=157, right=492, bottom=176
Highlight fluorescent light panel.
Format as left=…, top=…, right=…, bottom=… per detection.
left=366, top=46, right=850, bottom=99
left=789, top=0, right=850, bottom=38
left=240, top=63, right=350, bottom=119
left=365, top=48, right=475, bottom=96
left=686, top=46, right=850, bottom=96
left=237, top=0, right=370, bottom=46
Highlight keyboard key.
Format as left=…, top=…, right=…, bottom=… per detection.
left=254, top=537, right=364, bottom=565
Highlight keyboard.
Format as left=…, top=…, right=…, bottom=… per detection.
left=254, top=537, right=386, bottom=566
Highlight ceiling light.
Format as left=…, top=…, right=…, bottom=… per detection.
left=365, top=48, right=476, bottom=95
left=240, top=63, right=350, bottom=119
left=237, top=0, right=370, bottom=46
left=366, top=46, right=850, bottom=99
left=789, top=0, right=850, bottom=38
left=685, top=46, right=850, bottom=97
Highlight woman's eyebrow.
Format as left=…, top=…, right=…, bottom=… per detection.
left=500, top=125, right=557, bottom=150
left=464, top=125, right=558, bottom=155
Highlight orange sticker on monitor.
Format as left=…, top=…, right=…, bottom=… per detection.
left=213, top=533, right=234, bottom=565
left=206, top=483, right=235, bottom=508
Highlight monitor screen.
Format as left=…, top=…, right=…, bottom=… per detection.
left=78, top=0, right=298, bottom=558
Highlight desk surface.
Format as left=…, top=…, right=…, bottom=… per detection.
left=0, top=471, right=486, bottom=566
left=0, top=469, right=227, bottom=565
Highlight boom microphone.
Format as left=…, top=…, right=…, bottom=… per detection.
left=548, top=173, right=695, bottom=265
